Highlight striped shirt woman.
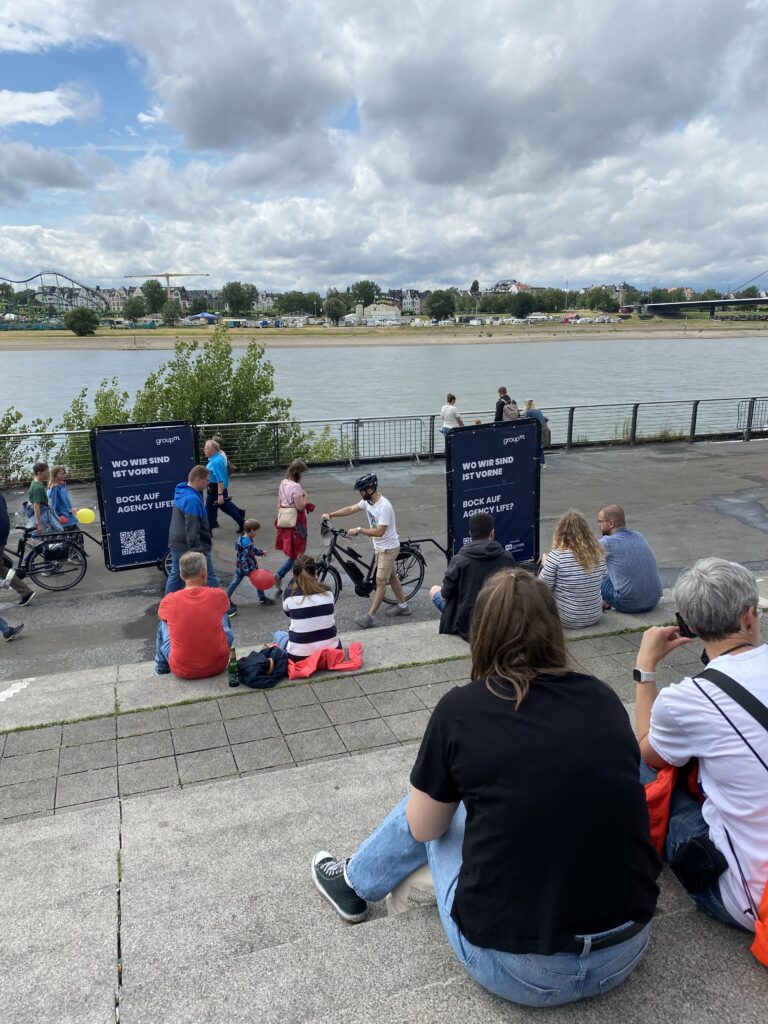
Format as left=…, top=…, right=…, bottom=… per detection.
left=539, top=509, right=605, bottom=629
left=273, top=554, right=341, bottom=660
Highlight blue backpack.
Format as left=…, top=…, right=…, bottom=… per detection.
left=237, top=646, right=288, bottom=688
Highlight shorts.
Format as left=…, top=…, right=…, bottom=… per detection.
left=375, top=546, right=400, bottom=582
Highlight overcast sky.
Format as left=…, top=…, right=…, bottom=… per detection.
left=1, top=0, right=767, bottom=293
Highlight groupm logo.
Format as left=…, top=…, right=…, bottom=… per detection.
left=503, top=435, right=526, bottom=446
left=156, top=436, right=181, bottom=446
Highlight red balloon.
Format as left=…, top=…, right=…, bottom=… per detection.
left=249, top=568, right=276, bottom=591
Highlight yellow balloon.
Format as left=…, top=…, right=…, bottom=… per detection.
left=76, top=508, right=96, bottom=525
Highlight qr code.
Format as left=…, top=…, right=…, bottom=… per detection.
left=120, top=530, right=147, bottom=556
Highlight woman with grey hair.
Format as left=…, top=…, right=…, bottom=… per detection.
left=633, top=557, right=768, bottom=939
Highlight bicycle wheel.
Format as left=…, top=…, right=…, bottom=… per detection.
left=26, top=539, right=87, bottom=591
left=316, top=560, right=342, bottom=601
left=384, top=546, right=426, bottom=604
left=159, top=549, right=172, bottom=578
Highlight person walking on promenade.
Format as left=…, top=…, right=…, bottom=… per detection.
left=322, top=473, right=410, bottom=629
left=204, top=439, right=245, bottom=532
left=429, top=512, right=514, bottom=641
left=165, top=465, right=222, bottom=595
left=311, top=568, right=660, bottom=1006
left=440, top=394, right=463, bottom=435
left=0, top=575, right=25, bottom=640
left=47, top=466, right=79, bottom=529
left=0, top=492, right=34, bottom=607
left=494, top=387, right=519, bottom=422
left=274, top=459, right=314, bottom=592
left=523, top=399, right=549, bottom=467
left=226, top=518, right=274, bottom=616
left=272, top=554, right=341, bottom=661
left=26, top=462, right=63, bottom=536
left=539, top=510, right=605, bottom=628
left=598, top=504, right=662, bottom=614
left=635, top=558, right=768, bottom=941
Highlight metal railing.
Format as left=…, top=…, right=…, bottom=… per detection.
left=1, top=396, right=767, bottom=485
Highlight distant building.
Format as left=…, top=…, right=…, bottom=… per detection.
left=356, top=299, right=402, bottom=323
left=487, top=279, right=531, bottom=294
left=401, top=288, right=421, bottom=314
left=258, top=291, right=278, bottom=310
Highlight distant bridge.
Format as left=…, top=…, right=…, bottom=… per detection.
left=644, top=297, right=768, bottom=318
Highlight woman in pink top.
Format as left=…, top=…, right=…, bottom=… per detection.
left=274, top=459, right=315, bottom=591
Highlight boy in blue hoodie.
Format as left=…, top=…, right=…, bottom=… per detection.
left=165, top=465, right=222, bottom=595
left=225, top=519, right=274, bottom=616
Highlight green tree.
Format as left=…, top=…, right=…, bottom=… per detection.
left=275, top=290, right=320, bottom=315
left=161, top=298, right=182, bottom=325
left=122, top=295, right=146, bottom=322
left=141, top=279, right=166, bottom=314
left=425, top=289, right=456, bottom=321
left=735, top=285, right=760, bottom=298
left=469, top=279, right=480, bottom=312
left=349, top=279, right=380, bottom=309
left=189, top=294, right=209, bottom=315
left=64, top=308, right=100, bottom=336
left=323, top=290, right=349, bottom=324
left=221, top=281, right=249, bottom=315
left=510, top=292, right=535, bottom=318
left=241, top=283, right=258, bottom=313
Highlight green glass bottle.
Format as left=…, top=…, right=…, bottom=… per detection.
left=228, top=647, right=239, bottom=687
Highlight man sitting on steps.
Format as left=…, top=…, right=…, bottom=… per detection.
left=598, top=503, right=662, bottom=614
left=155, top=551, right=233, bottom=679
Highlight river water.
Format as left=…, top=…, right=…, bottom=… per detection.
left=1, top=336, right=765, bottom=426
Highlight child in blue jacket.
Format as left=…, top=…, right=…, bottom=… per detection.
left=226, top=519, right=274, bottom=616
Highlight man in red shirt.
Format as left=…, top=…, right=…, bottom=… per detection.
left=155, top=551, right=233, bottom=678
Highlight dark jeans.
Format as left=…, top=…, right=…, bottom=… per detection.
left=165, top=549, right=221, bottom=595
left=601, top=577, right=657, bottom=614
left=206, top=485, right=244, bottom=530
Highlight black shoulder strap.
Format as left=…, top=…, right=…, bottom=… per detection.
left=698, top=668, right=768, bottom=732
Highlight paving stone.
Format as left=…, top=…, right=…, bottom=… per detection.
left=410, top=680, right=456, bottom=709
left=224, top=713, right=280, bottom=745
left=119, top=757, right=179, bottom=796
left=217, top=691, right=269, bottom=719
left=55, top=767, right=118, bottom=807
left=116, top=708, right=171, bottom=738
left=177, top=748, right=238, bottom=784
left=58, top=740, right=117, bottom=776
left=274, top=704, right=331, bottom=735
left=0, top=734, right=4, bottom=757
left=310, top=676, right=365, bottom=702
left=231, top=736, right=293, bottom=772
left=570, top=632, right=639, bottom=656
left=266, top=686, right=318, bottom=711
left=284, top=727, right=347, bottom=762
left=368, top=689, right=426, bottom=716
left=172, top=722, right=229, bottom=755
left=118, top=731, right=174, bottom=765
left=336, top=718, right=398, bottom=752
left=323, top=696, right=379, bottom=726
left=168, top=701, right=222, bottom=728
left=356, top=670, right=416, bottom=695
left=61, top=718, right=117, bottom=747
left=400, top=663, right=453, bottom=685
left=0, top=747, right=59, bottom=786
left=440, top=658, right=471, bottom=681
left=3, top=726, right=62, bottom=756
left=0, top=777, right=56, bottom=820
left=384, top=710, right=431, bottom=742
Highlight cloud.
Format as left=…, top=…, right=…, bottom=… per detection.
left=0, top=84, right=100, bottom=127
left=0, top=142, right=90, bottom=201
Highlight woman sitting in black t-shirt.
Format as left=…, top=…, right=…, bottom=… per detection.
left=311, top=567, right=660, bottom=1007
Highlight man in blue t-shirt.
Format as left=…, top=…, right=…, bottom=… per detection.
left=598, top=504, right=662, bottom=614
left=204, top=439, right=245, bottom=532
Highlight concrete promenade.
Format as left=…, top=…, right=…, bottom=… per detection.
left=1, top=441, right=768, bottom=1021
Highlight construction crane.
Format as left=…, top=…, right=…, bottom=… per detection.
left=124, top=272, right=210, bottom=300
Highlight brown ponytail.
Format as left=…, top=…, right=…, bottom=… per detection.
left=292, top=553, right=328, bottom=598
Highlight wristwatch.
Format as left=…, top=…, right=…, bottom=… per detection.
left=633, top=668, right=657, bottom=683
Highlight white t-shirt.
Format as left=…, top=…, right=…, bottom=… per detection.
left=649, top=645, right=768, bottom=931
left=358, top=495, right=399, bottom=551
left=441, top=403, right=461, bottom=428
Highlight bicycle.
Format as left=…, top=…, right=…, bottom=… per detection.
left=316, top=521, right=446, bottom=604
left=2, top=520, right=97, bottom=592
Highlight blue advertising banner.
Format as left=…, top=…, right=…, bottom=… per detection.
left=445, top=420, right=540, bottom=561
left=90, top=422, right=197, bottom=571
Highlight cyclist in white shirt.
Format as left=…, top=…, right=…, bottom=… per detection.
left=322, top=473, right=411, bottom=629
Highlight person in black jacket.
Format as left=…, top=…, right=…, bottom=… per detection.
left=164, top=465, right=222, bottom=595
left=0, top=491, right=35, bottom=606
left=429, top=513, right=515, bottom=640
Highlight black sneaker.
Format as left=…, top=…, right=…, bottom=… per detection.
left=259, top=597, right=275, bottom=606
left=3, top=624, right=24, bottom=643
left=18, top=591, right=35, bottom=607
left=311, top=851, right=368, bottom=923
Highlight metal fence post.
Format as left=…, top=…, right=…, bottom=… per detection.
left=745, top=398, right=756, bottom=441
left=629, top=404, right=639, bottom=446
left=273, top=423, right=280, bottom=468
left=354, top=419, right=360, bottom=465
left=428, top=415, right=436, bottom=461
left=566, top=407, right=574, bottom=449
left=689, top=400, right=699, bottom=442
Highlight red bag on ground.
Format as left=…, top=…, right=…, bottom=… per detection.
left=287, top=642, right=363, bottom=679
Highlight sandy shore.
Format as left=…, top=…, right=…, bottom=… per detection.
left=1, top=321, right=767, bottom=351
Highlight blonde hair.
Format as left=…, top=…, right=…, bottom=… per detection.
left=49, top=465, right=67, bottom=484
left=470, top=568, right=571, bottom=708
left=551, top=509, right=605, bottom=573
left=291, top=554, right=328, bottom=599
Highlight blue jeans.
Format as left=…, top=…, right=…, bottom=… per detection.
left=165, top=549, right=221, bottom=594
left=0, top=616, right=12, bottom=638
left=432, top=592, right=446, bottom=613
left=346, top=797, right=651, bottom=1007
left=273, top=630, right=289, bottom=650
left=155, top=616, right=234, bottom=674
left=638, top=763, right=748, bottom=930
left=206, top=486, right=244, bottom=530
left=226, top=570, right=267, bottom=602
left=275, top=555, right=294, bottom=582
left=601, top=577, right=656, bottom=614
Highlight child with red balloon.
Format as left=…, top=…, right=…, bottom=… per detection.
left=226, top=519, right=276, bottom=617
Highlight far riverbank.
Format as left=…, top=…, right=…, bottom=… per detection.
left=2, top=319, right=768, bottom=352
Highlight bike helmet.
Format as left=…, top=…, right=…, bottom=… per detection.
left=354, top=472, right=378, bottom=492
